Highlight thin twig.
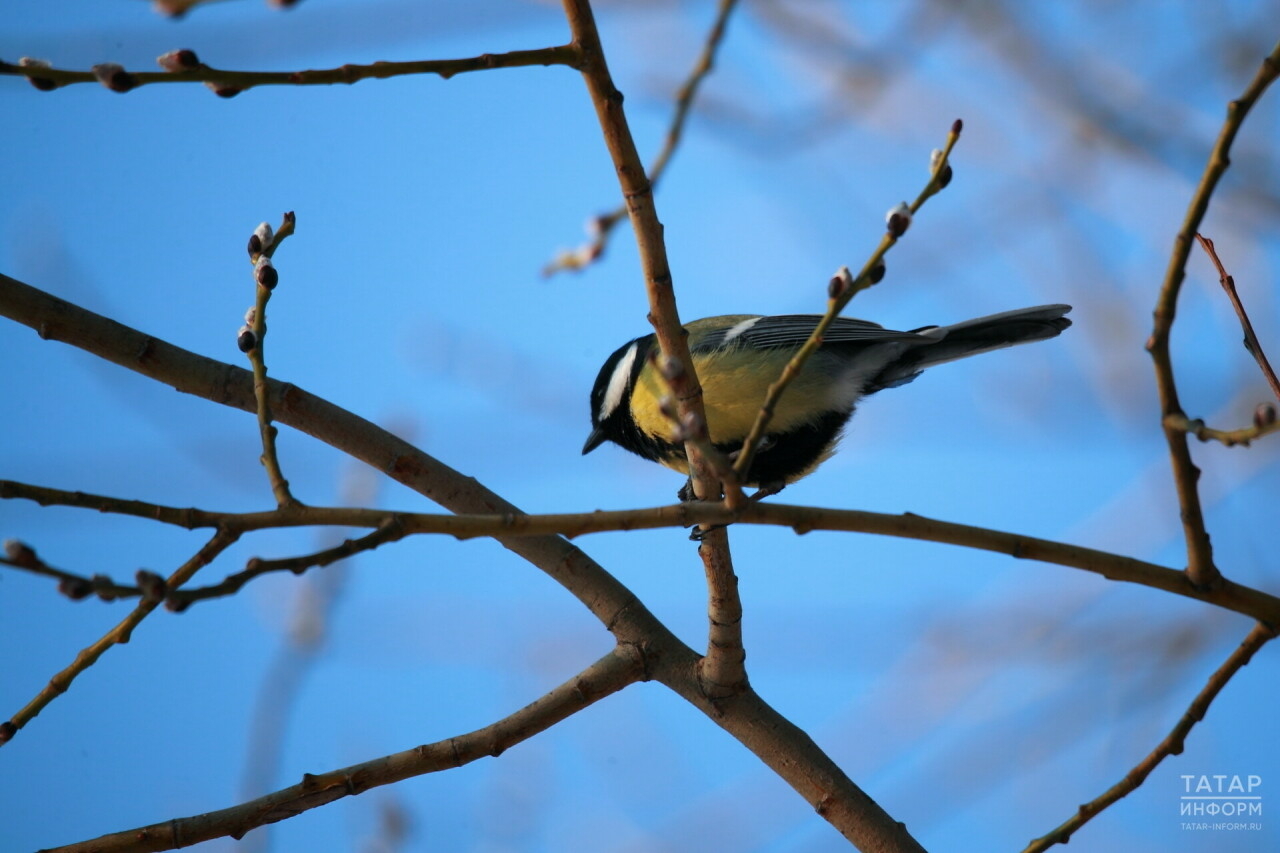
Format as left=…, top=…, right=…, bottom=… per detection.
left=1146, top=39, right=1280, bottom=589
left=39, top=647, right=644, bottom=852
left=0, top=46, right=582, bottom=95
left=1164, top=411, right=1280, bottom=447
left=1, top=528, right=239, bottom=744
left=178, top=516, right=406, bottom=606
left=1195, top=233, right=1280, bottom=400
left=246, top=214, right=301, bottom=508
left=732, top=121, right=961, bottom=481
left=1024, top=622, right=1277, bottom=852
left=544, top=0, right=740, bottom=276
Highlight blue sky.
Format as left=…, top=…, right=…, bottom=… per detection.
left=3, top=2, right=1278, bottom=852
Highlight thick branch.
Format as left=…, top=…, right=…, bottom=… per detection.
left=1146, top=39, right=1280, bottom=588
left=696, top=526, right=747, bottom=699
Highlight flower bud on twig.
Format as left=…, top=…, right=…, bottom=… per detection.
left=3, top=539, right=36, bottom=566
left=869, top=261, right=887, bottom=284
left=92, top=574, right=117, bottom=601
left=827, top=266, right=854, bottom=300
left=58, top=576, right=93, bottom=601
left=237, top=325, right=257, bottom=353
left=1255, top=403, right=1277, bottom=430
left=156, top=49, right=200, bottom=72
left=886, top=202, right=911, bottom=238
left=255, top=257, right=278, bottom=290
left=204, top=82, right=243, bottom=99
left=92, top=63, right=137, bottom=93
left=136, top=570, right=167, bottom=602
left=18, top=57, right=57, bottom=91
left=165, top=595, right=191, bottom=613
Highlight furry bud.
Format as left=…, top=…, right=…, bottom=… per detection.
left=886, top=203, right=911, bottom=238
left=156, top=49, right=200, bottom=72
left=92, top=63, right=137, bottom=93
left=18, top=57, right=57, bottom=91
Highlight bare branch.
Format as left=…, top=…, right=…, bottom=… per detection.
left=544, top=0, right=741, bottom=276
left=0, top=46, right=582, bottom=96
left=1024, top=622, right=1277, bottom=852
left=1146, top=39, right=1280, bottom=589
left=1195, top=233, right=1280, bottom=401
left=1, top=529, right=240, bottom=745
left=7, top=476, right=1280, bottom=626
left=560, top=0, right=720, bottom=504
left=731, top=122, right=961, bottom=482
left=1164, top=410, right=1280, bottom=447
left=40, top=647, right=645, bottom=852
left=696, top=526, right=747, bottom=699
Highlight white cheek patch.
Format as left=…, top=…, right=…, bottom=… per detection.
left=600, top=342, right=639, bottom=421
left=721, top=316, right=761, bottom=344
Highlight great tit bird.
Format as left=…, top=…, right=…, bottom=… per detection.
left=583, top=304, right=1071, bottom=490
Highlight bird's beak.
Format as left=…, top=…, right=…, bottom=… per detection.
left=582, top=425, right=607, bottom=455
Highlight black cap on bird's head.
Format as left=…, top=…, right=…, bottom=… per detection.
left=583, top=334, right=651, bottom=456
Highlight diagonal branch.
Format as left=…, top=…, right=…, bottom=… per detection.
left=39, top=647, right=645, bottom=853
left=560, top=0, right=720, bottom=503
left=731, top=122, right=961, bottom=482
left=544, top=0, right=741, bottom=275
left=1, top=528, right=240, bottom=744
left=1195, top=233, right=1280, bottom=401
left=1146, top=39, right=1280, bottom=589
left=1024, top=622, right=1276, bottom=852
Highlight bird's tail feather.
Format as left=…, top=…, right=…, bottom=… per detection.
left=871, top=304, right=1071, bottom=390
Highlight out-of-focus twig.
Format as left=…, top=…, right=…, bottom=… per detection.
left=1024, top=622, right=1276, bottom=852
left=544, top=0, right=741, bottom=276
left=1147, top=38, right=1280, bottom=590
left=1195, top=233, right=1280, bottom=400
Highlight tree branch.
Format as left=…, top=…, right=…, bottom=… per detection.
left=0, top=45, right=582, bottom=96
left=1194, top=233, right=1280, bottom=401
left=732, top=122, right=960, bottom=482
left=1024, top=622, right=1276, bottom=852
left=7, top=477, right=1280, bottom=626
left=560, top=0, right=720, bottom=503
left=38, top=647, right=645, bottom=853
left=1146, top=39, right=1280, bottom=589
left=1, top=528, right=239, bottom=744
left=544, top=0, right=741, bottom=275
